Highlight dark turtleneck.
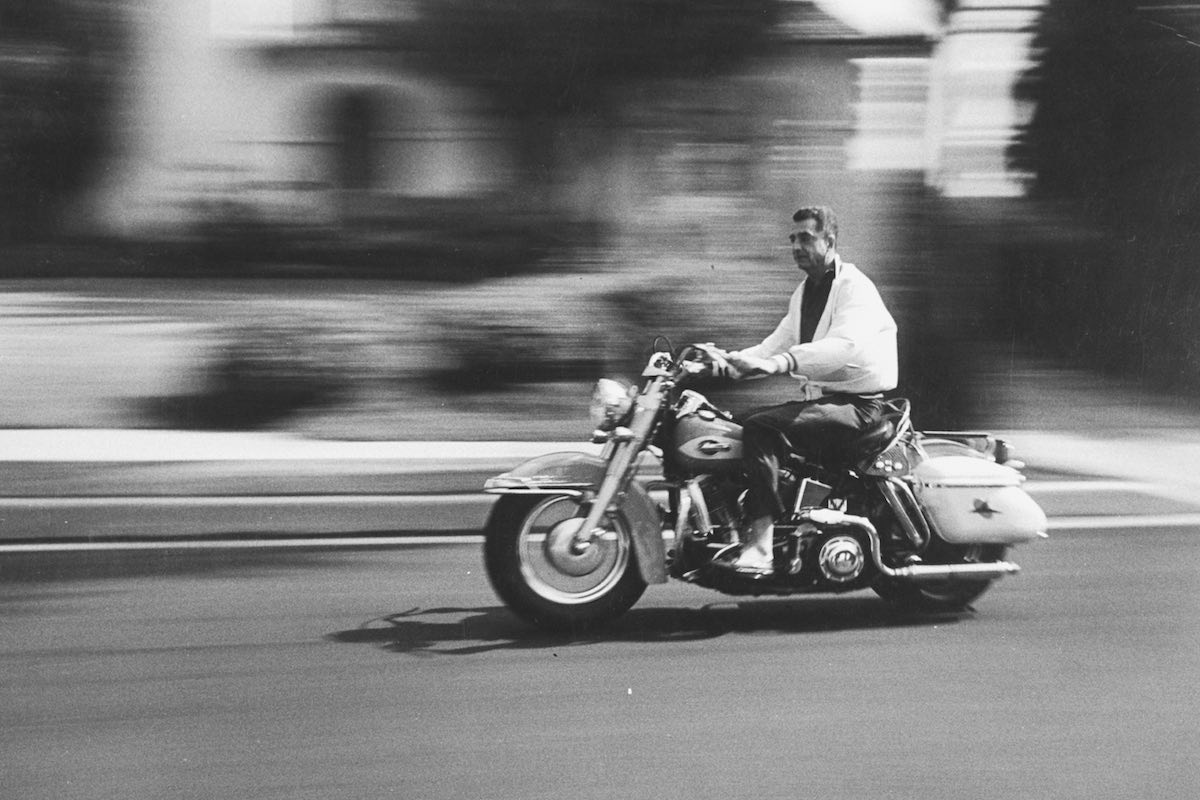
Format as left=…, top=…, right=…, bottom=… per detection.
left=800, top=263, right=836, bottom=344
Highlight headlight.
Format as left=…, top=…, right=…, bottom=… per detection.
left=589, top=378, right=633, bottom=431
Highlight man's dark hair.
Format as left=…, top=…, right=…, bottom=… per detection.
left=792, top=206, right=838, bottom=241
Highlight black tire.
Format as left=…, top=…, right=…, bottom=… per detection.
left=872, top=542, right=1009, bottom=612
left=483, top=495, right=647, bottom=632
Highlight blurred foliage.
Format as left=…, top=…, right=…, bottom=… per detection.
left=403, top=0, right=779, bottom=210
left=431, top=320, right=606, bottom=391
left=423, top=272, right=619, bottom=392
left=143, top=193, right=586, bottom=281
left=422, top=258, right=810, bottom=410
left=1009, top=0, right=1200, bottom=391
left=155, top=316, right=372, bottom=430
left=0, top=0, right=127, bottom=242
left=407, top=0, right=778, bottom=116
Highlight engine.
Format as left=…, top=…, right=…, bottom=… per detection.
left=695, top=474, right=743, bottom=539
left=814, top=533, right=867, bottom=584
left=778, top=526, right=872, bottom=589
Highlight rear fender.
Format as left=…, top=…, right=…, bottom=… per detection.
left=484, top=452, right=667, bottom=584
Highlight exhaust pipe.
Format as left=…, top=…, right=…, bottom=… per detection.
left=795, top=508, right=1020, bottom=583
left=887, top=561, right=1021, bottom=582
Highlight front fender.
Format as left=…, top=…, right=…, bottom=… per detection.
left=484, top=451, right=668, bottom=584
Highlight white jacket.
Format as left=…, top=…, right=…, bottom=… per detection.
left=738, top=258, right=897, bottom=399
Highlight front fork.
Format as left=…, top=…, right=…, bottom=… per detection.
left=570, top=379, right=664, bottom=553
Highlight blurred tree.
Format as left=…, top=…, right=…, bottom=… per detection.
left=405, top=0, right=777, bottom=196
left=0, top=0, right=126, bottom=242
left=1010, top=0, right=1200, bottom=390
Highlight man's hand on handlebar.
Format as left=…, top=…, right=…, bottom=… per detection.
left=691, top=343, right=743, bottom=380
left=726, top=351, right=783, bottom=378
left=692, top=344, right=783, bottom=381
left=695, top=344, right=781, bottom=379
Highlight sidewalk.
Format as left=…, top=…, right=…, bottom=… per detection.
left=1, top=418, right=1198, bottom=495
left=0, top=431, right=601, bottom=497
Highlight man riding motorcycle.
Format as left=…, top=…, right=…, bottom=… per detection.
left=707, top=205, right=898, bottom=578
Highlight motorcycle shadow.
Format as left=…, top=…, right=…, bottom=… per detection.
left=326, top=596, right=965, bottom=656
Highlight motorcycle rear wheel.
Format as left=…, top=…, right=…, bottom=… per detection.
left=484, top=495, right=647, bottom=632
left=872, top=542, right=1009, bottom=612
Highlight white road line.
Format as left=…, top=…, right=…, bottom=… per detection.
left=0, top=535, right=486, bottom=553
left=1047, top=513, right=1200, bottom=530
left=0, top=493, right=491, bottom=509
left=1026, top=480, right=1158, bottom=493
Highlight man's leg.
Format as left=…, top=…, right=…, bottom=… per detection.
left=719, top=396, right=881, bottom=575
left=717, top=404, right=802, bottom=574
left=734, top=418, right=791, bottom=572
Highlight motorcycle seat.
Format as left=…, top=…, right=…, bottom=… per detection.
left=773, top=416, right=896, bottom=470
left=844, top=417, right=898, bottom=464
left=752, top=397, right=909, bottom=469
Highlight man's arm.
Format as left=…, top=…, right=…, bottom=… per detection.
left=730, top=276, right=891, bottom=381
left=778, top=281, right=886, bottom=380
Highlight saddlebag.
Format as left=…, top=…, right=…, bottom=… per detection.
left=911, top=456, right=1048, bottom=545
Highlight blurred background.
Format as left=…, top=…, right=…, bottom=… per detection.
left=2, top=0, right=1199, bottom=439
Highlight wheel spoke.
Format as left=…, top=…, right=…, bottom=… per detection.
left=516, top=496, right=631, bottom=605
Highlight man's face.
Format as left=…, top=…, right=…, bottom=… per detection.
left=789, top=218, right=833, bottom=280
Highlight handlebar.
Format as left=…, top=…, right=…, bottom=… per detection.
left=643, top=342, right=741, bottom=382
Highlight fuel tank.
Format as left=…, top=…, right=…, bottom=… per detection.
left=673, top=409, right=744, bottom=475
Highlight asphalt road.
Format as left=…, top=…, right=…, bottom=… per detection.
left=4, top=526, right=1199, bottom=800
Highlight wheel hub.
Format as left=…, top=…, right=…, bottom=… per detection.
left=544, top=518, right=607, bottom=577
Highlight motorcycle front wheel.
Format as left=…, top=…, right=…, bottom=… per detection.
left=483, top=495, right=647, bottom=632
left=872, top=542, right=1009, bottom=612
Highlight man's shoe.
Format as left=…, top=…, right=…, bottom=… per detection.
left=710, top=545, right=775, bottom=579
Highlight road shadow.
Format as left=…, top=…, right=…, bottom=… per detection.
left=327, top=596, right=964, bottom=656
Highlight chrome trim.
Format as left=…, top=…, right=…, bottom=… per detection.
left=516, top=495, right=634, bottom=605
left=484, top=488, right=586, bottom=497
left=571, top=378, right=666, bottom=550
left=879, top=478, right=930, bottom=548
left=889, top=561, right=1022, bottom=581
left=675, top=389, right=707, bottom=420
left=919, top=477, right=1024, bottom=488
left=817, top=535, right=866, bottom=583
left=674, top=485, right=693, bottom=542
left=684, top=479, right=714, bottom=537
left=794, top=507, right=1021, bottom=582
left=877, top=399, right=912, bottom=455
left=484, top=474, right=593, bottom=493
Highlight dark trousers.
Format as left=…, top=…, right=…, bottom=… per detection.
left=742, top=394, right=884, bottom=520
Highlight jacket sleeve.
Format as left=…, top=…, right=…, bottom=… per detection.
left=779, top=276, right=890, bottom=382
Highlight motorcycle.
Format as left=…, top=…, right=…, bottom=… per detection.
left=482, top=342, right=1048, bottom=631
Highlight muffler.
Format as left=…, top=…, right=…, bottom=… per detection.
left=886, top=561, right=1021, bottom=582
left=795, top=508, right=1021, bottom=582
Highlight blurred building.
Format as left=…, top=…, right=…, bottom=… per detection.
left=95, top=0, right=499, bottom=238
left=87, top=0, right=1044, bottom=264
